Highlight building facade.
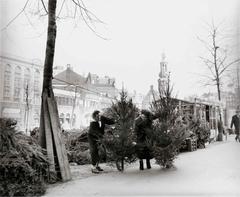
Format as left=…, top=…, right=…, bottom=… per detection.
left=0, top=55, right=119, bottom=131
left=52, top=65, right=119, bottom=129
left=0, top=55, right=43, bottom=131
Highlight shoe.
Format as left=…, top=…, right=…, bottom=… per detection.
left=96, top=166, right=104, bottom=171
left=91, top=168, right=100, bottom=174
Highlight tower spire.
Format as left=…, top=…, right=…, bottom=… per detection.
left=158, top=53, right=168, bottom=91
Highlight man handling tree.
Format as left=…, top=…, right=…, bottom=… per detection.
left=88, top=110, right=115, bottom=173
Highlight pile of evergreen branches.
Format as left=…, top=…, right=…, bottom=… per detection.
left=188, top=118, right=211, bottom=148
left=0, top=118, right=55, bottom=197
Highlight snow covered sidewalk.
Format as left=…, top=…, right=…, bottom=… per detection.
left=44, top=135, right=240, bottom=197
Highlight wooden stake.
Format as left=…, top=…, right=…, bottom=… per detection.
left=47, top=96, right=71, bottom=181
left=43, top=93, right=56, bottom=173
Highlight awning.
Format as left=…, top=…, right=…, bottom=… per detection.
left=2, top=108, right=21, bottom=118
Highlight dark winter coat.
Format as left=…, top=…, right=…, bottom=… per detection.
left=134, top=116, right=153, bottom=159
left=230, top=115, right=240, bottom=134
left=88, top=116, right=115, bottom=140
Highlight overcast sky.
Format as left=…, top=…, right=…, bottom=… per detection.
left=1, top=0, right=239, bottom=98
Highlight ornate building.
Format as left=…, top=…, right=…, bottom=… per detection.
left=142, top=53, right=169, bottom=109
left=0, top=55, right=43, bottom=131
left=0, top=55, right=118, bottom=131
left=52, top=65, right=119, bottom=129
left=158, top=53, right=169, bottom=92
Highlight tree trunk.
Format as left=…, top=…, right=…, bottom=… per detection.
left=216, top=81, right=221, bottom=101
left=213, top=33, right=223, bottom=141
left=39, top=0, right=57, bottom=152
left=39, top=0, right=71, bottom=181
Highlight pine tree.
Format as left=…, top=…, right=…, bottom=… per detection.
left=103, top=90, right=138, bottom=171
left=151, top=76, right=188, bottom=168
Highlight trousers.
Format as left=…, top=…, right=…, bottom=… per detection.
left=88, top=136, right=100, bottom=166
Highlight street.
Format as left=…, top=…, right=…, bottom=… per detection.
left=45, top=135, right=240, bottom=197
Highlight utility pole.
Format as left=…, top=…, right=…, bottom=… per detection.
left=70, top=86, right=77, bottom=129
left=24, top=84, right=30, bottom=134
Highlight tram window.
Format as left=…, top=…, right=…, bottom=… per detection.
left=206, top=105, right=210, bottom=122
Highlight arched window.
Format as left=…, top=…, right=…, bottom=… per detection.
left=14, top=66, right=22, bottom=101
left=24, top=68, right=31, bottom=88
left=66, top=113, right=70, bottom=124
left=34, top=69, right=40, bottom=97
left=59, top=113, right=65, bottom=124
left=3, top=64, right=12, bottom=98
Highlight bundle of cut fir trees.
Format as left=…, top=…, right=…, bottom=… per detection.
left=0, top=118, right=55, bottom=197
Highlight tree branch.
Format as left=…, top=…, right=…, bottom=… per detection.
left=71, top=0, right=108, bottom=40
left=217, top=52, right=227, bottom=71
left=199, top=56, right=216, bottom=78
left=219, top=59, right=240, bottom=77
left=1, top=0, right=30, bottom=31
left=197, top=36, right=215, bottom=57
left=41, top=0, right=48, bottom=14
left=57, top=0, right=66, bottom=18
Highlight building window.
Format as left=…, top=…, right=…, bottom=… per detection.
left=60, top=113, right=65, bottom=123
left=24, top=68, right=31, bottom=88
left=66, top=113, right=70, bottom=124
left=34, top=69, right=40, bottom=96
left=3, top=64, right=12, bottom=98
left=14, top=66, right=22, bottom=101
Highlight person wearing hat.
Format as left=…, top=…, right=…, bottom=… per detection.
left=88, top=110, right=115, bottom=173
left=230, top=109, right=240, bottom=142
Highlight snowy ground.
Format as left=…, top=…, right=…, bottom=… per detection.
left=44, top=135, right=240, bottom=197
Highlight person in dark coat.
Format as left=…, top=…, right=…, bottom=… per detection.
left=134, top=109, right=155, bottom=170
left=230, top=109, right=240, bottom=142
left=88, top=110, right=115, bottom=173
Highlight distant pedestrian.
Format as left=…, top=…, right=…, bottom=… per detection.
left=88, top=110, right=115, bottom=173
left=230, top=109, right=240, bottom=142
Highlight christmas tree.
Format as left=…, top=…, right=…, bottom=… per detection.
left=188, top=118, right=211, bottom=148
left=151, top=76, right=188, bottom=168
left=102, top=89, right=138, bottom=171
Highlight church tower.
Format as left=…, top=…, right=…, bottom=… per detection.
left=158, top=53, right=168, bottom=91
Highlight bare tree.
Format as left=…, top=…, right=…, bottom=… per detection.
left=198, top=21, right=240, bottom=141
left=2, top=0, right=104, bottom=181
left=39, top=0, right=104, bottom=181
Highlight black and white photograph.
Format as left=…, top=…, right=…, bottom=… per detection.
left=0, top=0, right=240, bottom=196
